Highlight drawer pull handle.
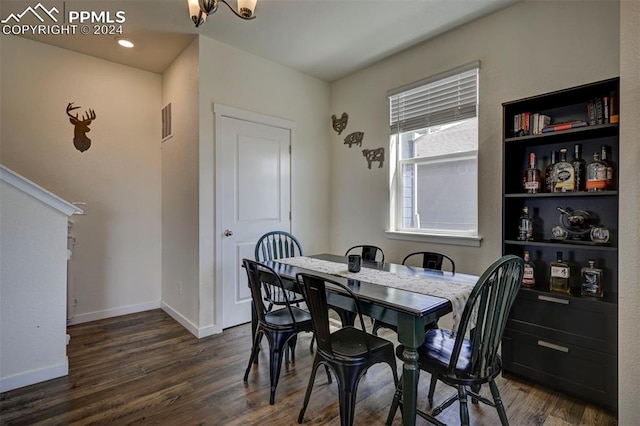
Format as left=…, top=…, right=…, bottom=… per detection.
left=538, top=340, right=569, bottom=353
left=538, top=295, right=569, bottom=305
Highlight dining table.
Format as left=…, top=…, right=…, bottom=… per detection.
left=260, top=253, right=479, bottom=426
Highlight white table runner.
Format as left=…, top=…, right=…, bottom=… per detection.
left=274, top=256, right=477, bottom=331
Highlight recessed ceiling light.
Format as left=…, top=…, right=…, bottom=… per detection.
left=116, top=38, right=134, bottom=48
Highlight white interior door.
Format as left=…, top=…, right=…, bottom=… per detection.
left=218, top=111, right=291, bottom=329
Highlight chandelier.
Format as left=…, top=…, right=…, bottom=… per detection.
left=188, top=0, right=257, bottom=28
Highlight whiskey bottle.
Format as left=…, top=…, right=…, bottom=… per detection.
left=549, top=251, right=571, bottom=294
left=552, top=148, right=575, bottom=192
left=522, top=250, right=535, bottom=288
left=523, top=152, right=542, bottom=193
left=600, top=145, right=614, bottom=190
left=586, top=152, right=607, bottom=192
left=517, top=206, right=533, bottom=241
left=544, top=150, right=557, bottom=193
left=581, top=259, right=603, bottom=298
left=571, top=144, right=586, bottom=191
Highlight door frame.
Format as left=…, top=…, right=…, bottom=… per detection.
left=213, top=104, right=295, bottom=333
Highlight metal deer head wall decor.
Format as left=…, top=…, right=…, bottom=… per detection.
left=66, top=102, right=96, bottom=152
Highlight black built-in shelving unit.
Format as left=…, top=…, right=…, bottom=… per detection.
left=501, top=77, right=619, bottom=411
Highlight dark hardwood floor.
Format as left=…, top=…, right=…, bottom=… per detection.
left=0, top=309, right=617, bottom=425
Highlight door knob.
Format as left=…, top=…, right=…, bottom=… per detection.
left=224, top=229, right=234, bottom=237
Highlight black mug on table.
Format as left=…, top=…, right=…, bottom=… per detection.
left=348, top=254, right=362, bottom=272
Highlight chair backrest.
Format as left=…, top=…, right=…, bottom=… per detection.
left=402, top=251, right=456, bottom=274
left=296, top=273, right=370, bottom=356
left=255, top=231, right=303, bottom=261
left=243, top=258, right=298, bottom=324
left=345, top=245, right=385, bottom=263
left=447, top=255, right=523, bottom=378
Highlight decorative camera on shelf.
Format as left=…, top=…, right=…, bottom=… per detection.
left=552, top=206, right=609, bottom=244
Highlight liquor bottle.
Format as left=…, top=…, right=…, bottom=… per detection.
left=581, top=259, right=603, bottom=298
left=523, top=152, right=542, bottom=193
left=549, top=251, right=571, bottom=294
left=571, top=144, right=586, bottom=191
left=586, top=152, right=607, bottom=192
left=517, top=206, right=533, bottom=241
left=600, top=145, right=614, bottom=190
left=544, top=150, right=557, bottom=193
left=552, top=148, right=575, bottom=192
left=522, top=250, right=535, bottom=288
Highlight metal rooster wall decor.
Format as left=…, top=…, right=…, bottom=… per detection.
left=331, top=112, right=348, bottom=135
left=66, top=102, right=96, bottom=152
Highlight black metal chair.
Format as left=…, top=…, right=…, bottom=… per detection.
left=242, top=259, right=314, bottom=405
left=385, top=255, right=524, bottom=426
left=372, top=251, right=456, bottom=336
left=296, top=273, right=399, bottom=426
left=344, top=245, right=385, bottom=263
left=402, top=251, right=456, bottom=274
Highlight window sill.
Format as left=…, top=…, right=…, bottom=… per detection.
left=385, top=230, right=483, bottom=247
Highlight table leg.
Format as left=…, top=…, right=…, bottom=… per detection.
left=397, top=315, right=428, bottom=426
left=401, top=346, right=420, bottom=426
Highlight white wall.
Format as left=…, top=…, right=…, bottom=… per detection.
left=0, top=37, right=162, bottom=323
left=329, top=0, right=640, bottom=415
left=618, top=0, right=640, bottom=421
left=158, top=35, right=332, bottom=335
left=160, top=38, right=201, bottom=333
left=199, top=36, right=331, bottom=332
left=0, top=178, right=70, bottom=391
left=329, top=0, right=620, bottom=274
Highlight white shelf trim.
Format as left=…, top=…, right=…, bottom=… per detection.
left=0, top=165, right=82, bottom=216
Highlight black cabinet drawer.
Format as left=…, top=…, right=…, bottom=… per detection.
left=508, top=289, right=617, bottom=353
left=502, top=331, right=617, bottom=411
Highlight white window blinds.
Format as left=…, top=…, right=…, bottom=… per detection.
left=388, top=61, right=479, bottom=133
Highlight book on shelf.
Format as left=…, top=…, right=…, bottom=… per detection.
left=513, top=112, right=551, bottom=137
left=541, top=120, right=588, bottom=133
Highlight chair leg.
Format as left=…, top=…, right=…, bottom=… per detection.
left=457, top=385, right=470, bottom=426
left=244, top=329, right=262, bottom=381
left=298, top=355, right=323, bottom=424
left=385, top=375, right=403, bottom=425
left=428, top=374, right=438, bottom=405
left=333, top=364, right=367, bottom=426
left=284, top=334, right=298, bottom=364
left=253, top=333, right=264, bottom=365
left=489, top=380, right=509, bottom=426
left=268, top=333, right=296, bottom=405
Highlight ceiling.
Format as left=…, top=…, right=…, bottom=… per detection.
left=1, top=0, right=518, bottom=82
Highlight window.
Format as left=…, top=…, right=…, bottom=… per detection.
left=387, top=62, right=480, bottom=244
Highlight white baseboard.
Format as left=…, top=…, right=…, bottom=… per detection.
left=0, top=359, right=68, bottom=393
left=67, top=300, right=161, bottom=325
left=161, top=302, right=222, bottom=338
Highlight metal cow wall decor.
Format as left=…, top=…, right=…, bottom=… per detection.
left=66, top=102, right=96, bottom=152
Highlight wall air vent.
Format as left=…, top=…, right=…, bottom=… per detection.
left=161, top=103, right=172, bottom=142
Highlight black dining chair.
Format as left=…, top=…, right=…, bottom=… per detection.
left=345, top=245, right=385, bottom=263
left=385, top=255, right=524, bottom=426
left=372, top=251, right=456, bottom=336
left=255, top=231, right=306, bottom=311
left=402, top=251, right=456, bottom=274
left=296, top=273, right=399, bottom=426
left=254, top=231, right=309, bottom=356
left=242, top=259, right=314, bottom=405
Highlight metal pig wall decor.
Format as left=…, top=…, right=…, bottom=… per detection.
left=343, top=131, right=364, bottom=148
left=331, top=112, right=348, bottom=135
left=66, top=102, right=96, bottom=152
